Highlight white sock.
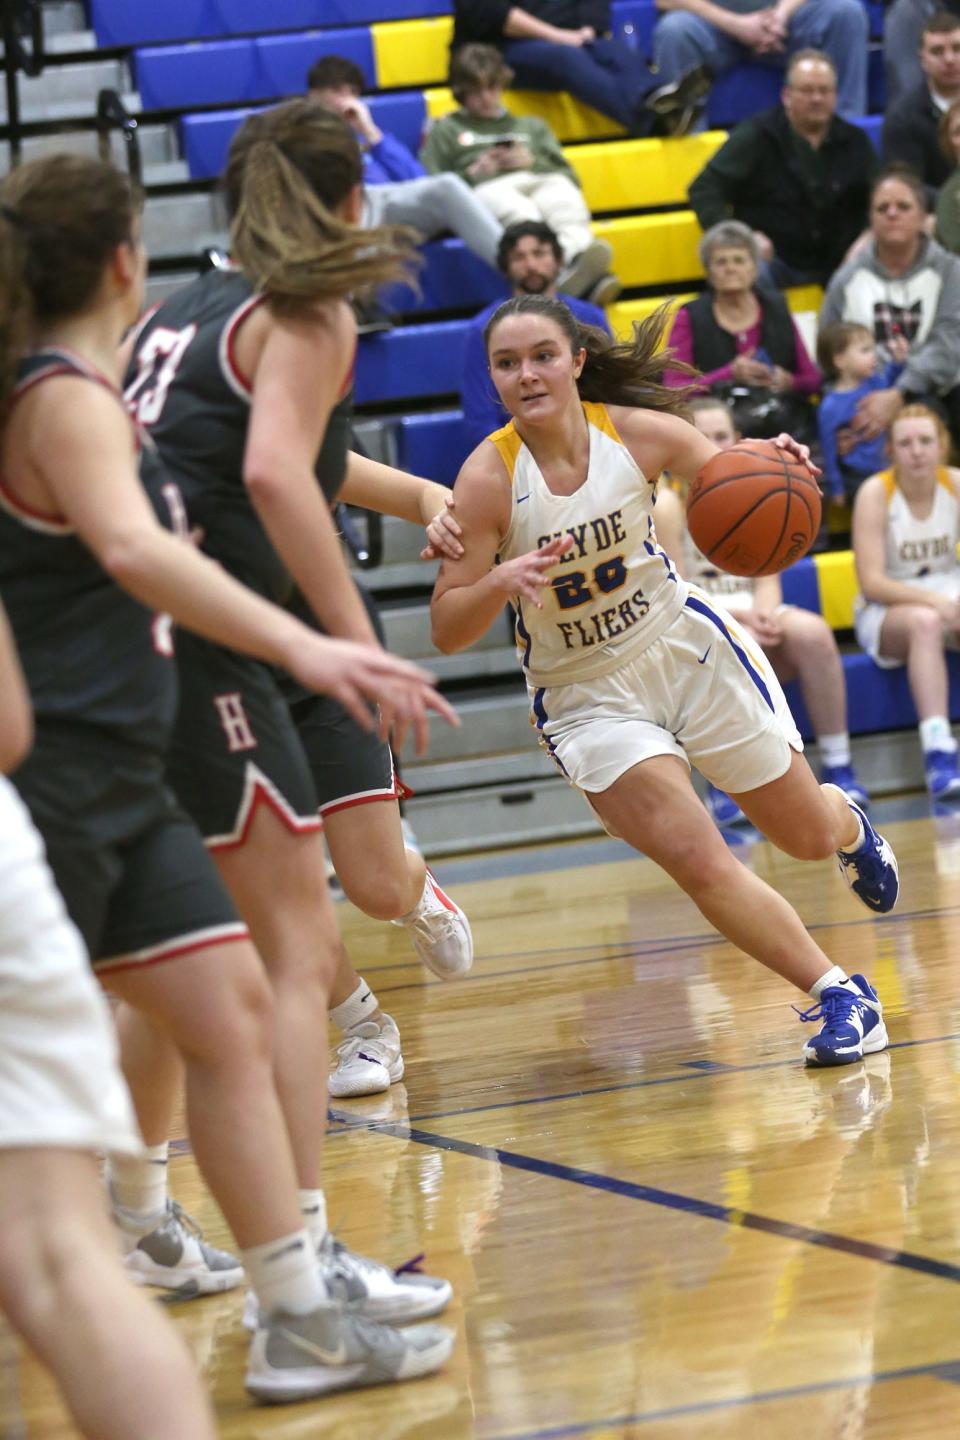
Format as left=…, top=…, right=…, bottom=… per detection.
left=919, top=715, right=956, bottom=754
left=299, top=1189, right=328, bottom=1247
left=398, top=874, right=433, bottom=925
left=108, top=1142, right=169, bottom=1226
left=329, top=979, right=378, bottom=1033
left=837, top=805, right=865, bottom=854
left=811, top=965, right=852, bottom=1000
left=819, top=732, right=851, bottom=768
left=243, top=1230, right=326, bottom=1317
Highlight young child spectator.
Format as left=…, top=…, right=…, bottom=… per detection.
left=307, top=54, right=503, bottom=272
left=817, top=322, right=909, bottom=502
left=655, top=397, right=870, bottom=826
left=420, top=43, right=620, bottom=304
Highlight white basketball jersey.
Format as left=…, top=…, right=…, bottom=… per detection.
left=495, top=402, right=686, bottom=686
left=879, top=467, right=960, bottom=583
left=681, top=528, right=754, bottom=614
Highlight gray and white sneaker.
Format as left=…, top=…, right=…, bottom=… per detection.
left=329, top=1015, right=404, bottom=1099
left=243, top=1236, right=452, bottom=1332
left=394, top=872, right=473, bottom=980
left=118, top=1199, right=244, bottom=1296
left=245, top=1304, right=453, bottom=1403
left=319, top=1233, right=452, bottom=1322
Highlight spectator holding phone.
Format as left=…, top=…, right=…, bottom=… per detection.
left=420, top=43, right=621, bottom=302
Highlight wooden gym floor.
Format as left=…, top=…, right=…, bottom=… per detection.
left=7, top=798, right=960, bottom=1438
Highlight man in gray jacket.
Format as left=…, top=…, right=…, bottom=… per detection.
left=819, top=164, right=960, bottom=443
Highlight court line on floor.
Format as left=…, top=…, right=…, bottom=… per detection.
left=328, top=1113, right=960, bottom=1286
left=482, top=1360, right=960, bottom=1438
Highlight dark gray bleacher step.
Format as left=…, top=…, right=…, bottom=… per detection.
left=0, top=58, right=131, bottom=122
left=404, top=776, right=599, bottom=857
left=402, top=691, right=529, bottom=765
left=404, top=750, right=556, bottom=795
left=143, top=192, right=227, bottom=260
left=0, top=3, right=90, bottom=55
left=381, top=602, right=511, bottom=660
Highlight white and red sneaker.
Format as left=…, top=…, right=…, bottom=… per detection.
left=393, top=873, right=473, bottom=980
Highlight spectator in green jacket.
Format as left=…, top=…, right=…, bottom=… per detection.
left=687, top=50, right=877, bottom=287
left=420, top=43, right=621, bottom=304
left=935, top=97, right=960, bottom=252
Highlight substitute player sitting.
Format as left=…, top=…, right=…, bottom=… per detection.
left=431, top=295, right=897, bottom=1067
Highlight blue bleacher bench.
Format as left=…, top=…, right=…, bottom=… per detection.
left=396, top=409, right=469, bottom=487
left=92, top=0, right=451, bottom=48
left=355, top=319, right=470, bottom=405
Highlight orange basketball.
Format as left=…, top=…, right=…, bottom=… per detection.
left=686, top=439, right=822, bottom=578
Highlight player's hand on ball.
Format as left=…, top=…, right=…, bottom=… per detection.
left=499, top=533, right=573, bottom=608
left=770, top=433, right=821, bottom=480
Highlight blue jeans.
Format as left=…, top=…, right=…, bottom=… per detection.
left=501, top=36, right=656, bottom=131
left=653, top=0, right=868, bottom=117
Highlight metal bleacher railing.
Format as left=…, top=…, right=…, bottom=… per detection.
left=1, top=0, right=47, bottom=163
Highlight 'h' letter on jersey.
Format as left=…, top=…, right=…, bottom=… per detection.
left=213, top=693, right=257, bottom=753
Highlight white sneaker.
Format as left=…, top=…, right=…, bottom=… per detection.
left=329, top=1015, right=404, bottom=1098
left=243, top=1235, right=453, bottom=1332
left=245, top=1304, right=453, bottom=1403
left=117, top=1199, right=244, bottom=1297
left=394, top=872, right=473, bottom=980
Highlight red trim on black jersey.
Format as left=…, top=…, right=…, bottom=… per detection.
left=319, top=787, right=401, bottom=817
left=338, top=336, right=358, bottom=400
left=222, top=294, right=267, bottom=397
left=0, top=473, right=71, bottom=531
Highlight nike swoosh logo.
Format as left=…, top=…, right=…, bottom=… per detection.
left=277, top=1327, right=349, bottom=1366
left=264, top=1239, right=308, bottom=1263
left=697, top=646, right=711, bottom=664
left=516, top=493, right=530, bottom=504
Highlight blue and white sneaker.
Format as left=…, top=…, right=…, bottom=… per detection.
left=925, top=748, right=960, bottom=800
left=705, top=783, right=748, bottom=829
left=796, top=974, right=888, bottom=1068
left=821, top=763, right=869, bottom=809
left=829, top=788, right=899, bottom=914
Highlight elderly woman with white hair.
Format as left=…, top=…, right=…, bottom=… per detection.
left=665, top=220, right=821, bottom=439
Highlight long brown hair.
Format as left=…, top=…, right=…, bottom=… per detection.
left=0, top=153, right=138, bottom=417
left=224, top=99, right=418, bottom=310
left=484, top=295, right=699, bottom=413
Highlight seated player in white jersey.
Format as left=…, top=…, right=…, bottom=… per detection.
left=653, top=396, right=869, bottom=828
left=853, top=404, right=960, bottom=800
left=431, top=294, right=898, bottom=1067
left=0, top=602, right=217, bottom=1440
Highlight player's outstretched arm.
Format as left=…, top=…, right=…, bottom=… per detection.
left=31, top=381, right=456, bottom=750
left=338, top=451, right=464, bottom=559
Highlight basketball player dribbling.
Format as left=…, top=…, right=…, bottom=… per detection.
left=0, top=603, right=216, bottom=1440
left=0, top=151, right=453, bottom=1400
left=431, top=295, right=897, bottom=1067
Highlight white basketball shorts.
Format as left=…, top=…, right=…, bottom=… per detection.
left=530, top=586, right=803, bottom=797
left=0, top=775, right=141, bottom=1155
left=855, top=571, right=960, bottom=669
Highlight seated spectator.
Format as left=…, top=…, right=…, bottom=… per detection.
left=421, top=44, right=621, bottom=304
left=819, top=164, right=960, bottom=445
left=459, top=218, right=612, bottom=448
left=307, top=55, right=503, bottom=273
left=655, top=397, right=869, bottom=828
left=852, top=403, right=960, bottom=798
left=687, top=51, right=876, bottom=288
left=882, top=11, right=960, bottom=199
left=664, top=220, right=819, bottom=443
left=885, top=0, right=960, bottom=110
left=817, top=321, right=909, bottom=503
left=936, top=99, right=960, bottom=250
left=653, top=0, right=867, bottom=120
left=449, top=0, right=711, bottom=136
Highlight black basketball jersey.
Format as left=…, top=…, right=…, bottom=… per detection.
left=125, top=269, right=354, bottom=606
left=0, top=349, right=179, bottom=750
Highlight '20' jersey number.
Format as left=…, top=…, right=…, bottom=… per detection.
left=552, top=554, right=628, bottom=610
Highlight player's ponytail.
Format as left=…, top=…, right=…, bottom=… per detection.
left=484, top=295, right=699, bottom=413
left=225, top=100, right=418, bottom=310
left=0, top=155, right=139, bottom=420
